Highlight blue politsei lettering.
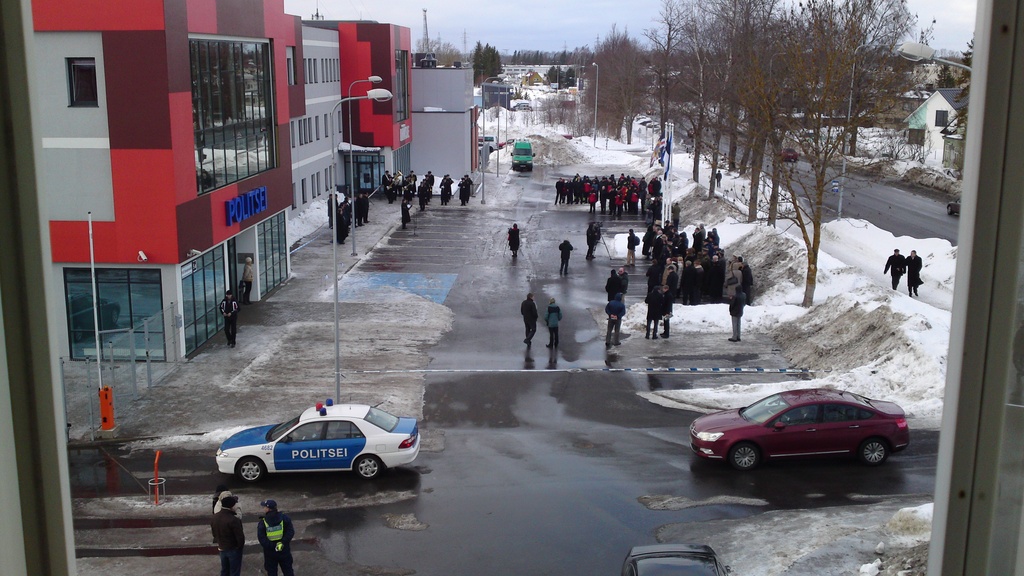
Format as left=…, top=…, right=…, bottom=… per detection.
left=225, top=186, right=269, bottom=227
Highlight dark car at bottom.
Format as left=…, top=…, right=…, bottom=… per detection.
left=622, top=544, right=730, bottom=576
left=690, top=388, right=909, bottom=470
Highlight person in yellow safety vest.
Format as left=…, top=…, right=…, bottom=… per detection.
left=256, top=499, right=295, bottom=576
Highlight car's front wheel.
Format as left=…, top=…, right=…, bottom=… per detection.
left=236, top=457, right=267, bottom=483
left=728, top=442, right=760, bottom=471
left=858, top=438, right=890, bottom=466
left=947, top=205, right=956, bottom=215
left=354, top=454, right=384, bottom=479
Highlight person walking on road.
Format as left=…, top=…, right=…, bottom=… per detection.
left=585, top=222, right=601, bottom=259
left=906, top=250, right=923, bottom=297
left=520, top=292, right=538, bottom=346
left=729, top=285, right=747, bottom=342
left=558, top=239, right=574, bottom=275
left=401, top=200, right=412, bottom=230
left=884, top=249, right=907, bottom=291
left=257, top=499, right=295, bottom=576
left=219, top=290, right=239, bottom=348
left=545, top=298, right=563, bottom=348
left=212, top=495, right=245, bottom=576
left=605, top=293, right=626, bottom=347
left=508, top=223, right=521, bottom=258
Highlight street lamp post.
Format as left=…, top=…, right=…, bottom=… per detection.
left=591, top=62, right=599, bottom=146
left=346, top=76, right=383, bottom=257
left=895, top=41, right=973, bottom=72
left=839, top=43, right=890, bottom=219
left=329, top=82, right=392, bottom=399
left=480, top=76, right=503, bottom=205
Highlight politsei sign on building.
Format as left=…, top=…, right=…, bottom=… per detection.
left=225, top=186, right=268, bottom=226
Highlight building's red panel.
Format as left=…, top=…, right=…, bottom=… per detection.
left=165, top=0, right=193, bottom=92
left=110, top=150, right=180, bottom=263
left=168, top=92, right=199, bottom=204
left=50, top=149, right=179, bottom=264
left=216, top=0, right=264, bottom=39
left=33, top=0, right=166, bottom=31
left=103, top=31, right=172, bottom=150
left=185, top=0, right=218, bottom=34
left=287, top=17, right=305, bottom=121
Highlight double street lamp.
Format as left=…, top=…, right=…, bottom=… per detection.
left=329, top=79, right=393, bottom=399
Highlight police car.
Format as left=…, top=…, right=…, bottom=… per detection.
left=216, top=401, right=420, bottom=482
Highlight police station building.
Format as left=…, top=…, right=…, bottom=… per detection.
left=30, top=0, right=418, bottom=361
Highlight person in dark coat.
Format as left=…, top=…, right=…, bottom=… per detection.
left=645, top=284, right=667, bottom=339
left=646, top=259, right=665, bottom=293
left=219, top=290, right=239, bottom=348
left=545, top=298, right=562, bottom=348
left=626, top=229, right=639, bottom=266
left=440, top=174, right=454, bottom=205
left=507, top=224, right=521, bottom=258
left=458, top=175, right=473, bottom=206
left=336, top=199, right=349, bottom=244
left=692, top=225, right=706, bottom=256
left=642, top=225, right=656, bottom=259
left=680, top=260, right=696, bottom=305
left=585, top=223, right=601, bottom=259
left=690, top=260, right=705, bottom=305
left=604, top=269, right=622, bottom=301
left=401, top=200, right=412, bottom=230
left=729, top=284, right=747, bottom=342
left=617, top=267, right=630, bottom=299
left=661, top=264, right=679, bottom=338
left=256, top=499, right=295, bottom=576
left=883, top=249, right=907, bottom=291
left=708, top=254, right=726, bottom=303
left=381, top=170, right=395, bottom=203
left=558, top=239, right=574, bottom=275
left=520, top=292, right=538, bottom=346
left=905, top=250, right=923, bottom=296
left=605, top=293, right=626, bottom=347
left=212, top=495, right=245, bottom=576
left=738, top=256, right=755, bottom=305
left=355, top=192, right=369, bottom=226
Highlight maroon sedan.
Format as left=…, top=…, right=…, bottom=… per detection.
left=781, top=147, right=799, bottom=162
left=690, top=388, right=909, bottom=470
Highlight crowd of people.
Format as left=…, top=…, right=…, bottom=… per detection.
left=554, top=173, right=666, bottom=225
left=517, top=216, right=756, bottom=348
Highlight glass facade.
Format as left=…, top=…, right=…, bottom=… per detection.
left=64, top=268, right=164, bottom=360
left=258, top=212, right=288, bottom=294
left=181, top=249, right=226, bottom=355
left=190, top=39, right=276, bottom=195
left=394, top=49, right=409, bottom=121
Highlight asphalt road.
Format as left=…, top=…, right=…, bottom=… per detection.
left=69, top=163, right=939, bottom=574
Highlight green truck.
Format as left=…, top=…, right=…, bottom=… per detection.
left=511, top=140, right=534, bottom=172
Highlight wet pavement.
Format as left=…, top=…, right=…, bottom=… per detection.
left=68, top=163, right=939, bottom=575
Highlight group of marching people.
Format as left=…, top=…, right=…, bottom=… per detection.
left=380, top=170, right=476, bottom=210
left=554, top=173, right=666, bottom=225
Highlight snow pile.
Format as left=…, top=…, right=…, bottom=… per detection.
left=884, top=503, right=933, bottom=544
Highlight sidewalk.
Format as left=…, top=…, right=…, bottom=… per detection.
left=65, top=194, right=454, bottom=443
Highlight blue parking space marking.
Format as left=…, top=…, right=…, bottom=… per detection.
left=340, top=272, right=458, bottom=304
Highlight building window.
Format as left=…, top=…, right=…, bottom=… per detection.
left=180, top=249, right=226, bottom=355
left=286, top=46, right=296, bottom=86
left=64, top=268, right=164, bottom=360
left=394, top=50, right=409, bottom=121
left=301, top=178, right=307, bottom=204
left=257, top=212, right=288, bottom=295
left=936, top=109, right=949, bottom=127
left=190, top=39, right=276, bottom=195
left=67, top=58, right=98, bottom=107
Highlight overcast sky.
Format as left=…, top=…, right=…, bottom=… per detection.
left=282, top=0, right=975, bottom=56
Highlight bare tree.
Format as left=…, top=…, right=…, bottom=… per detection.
left=645, top=0, right=686, bottom=136
left=774, top=0, right=916, bottom=306
left=594, top=26, right=649, bottom=144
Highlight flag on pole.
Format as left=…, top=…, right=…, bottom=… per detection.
left=663, top=131, right=673, bottom=179
left=650, top=134, right=666, bottom=167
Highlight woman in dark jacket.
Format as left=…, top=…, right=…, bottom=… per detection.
left=605, top=269, right=622, bottom=301
left=508, top=224, right=521, bottom=258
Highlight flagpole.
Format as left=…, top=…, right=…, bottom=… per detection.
left=663, top=122, right=674, bottom=225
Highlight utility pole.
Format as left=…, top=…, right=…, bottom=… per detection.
left=422, top=9, right=429, bottom=53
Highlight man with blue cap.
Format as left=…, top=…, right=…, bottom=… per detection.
left=257, top=499, right=295, bottom=576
